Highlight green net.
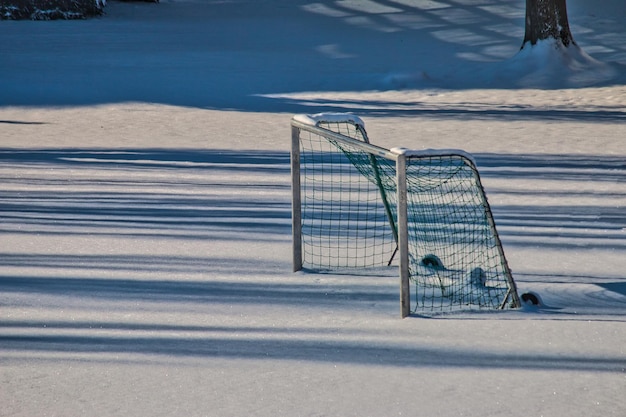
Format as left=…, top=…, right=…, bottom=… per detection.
left=299, top=127, right=397, bottom=270
left=403, top=155, right=514, bottom=311
left=295, top=116, right=518, bottom=313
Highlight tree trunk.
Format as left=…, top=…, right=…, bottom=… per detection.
left=522, top=0, right=575, bottom=48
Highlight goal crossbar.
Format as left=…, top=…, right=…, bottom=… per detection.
left=291, top=114, right=520, bottom=317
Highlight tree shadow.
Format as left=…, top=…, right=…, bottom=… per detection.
left=0, top=148, right=290, bottom=171
left=0, top=316, right=624, bottom=373
left=0, top=274, right=395, bottom=306
left=1, top=147, right=624, bottom=307
left=1, top=147, right=623, bottom=251
left=0, top=120, right=48, bottom=125
left=0, top=0, right=624, bottom=110
left=1, top=145, right=625, bottom=368
left=0, top=148, right=292, bottom=241
left=599, top=281, right=626, bottom=297
left=471, top=153, right=626, bottom=254
left=262, top=96, right=626, bottom=122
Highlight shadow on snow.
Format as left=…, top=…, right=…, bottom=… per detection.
left=0, top=0, right=625, bottom=109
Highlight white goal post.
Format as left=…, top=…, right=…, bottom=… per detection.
left=291, top=113, right=521, bottom=317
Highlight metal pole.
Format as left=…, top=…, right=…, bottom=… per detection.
left=291, top=124, right=303, bottom=272
left=396, top=154, right=410, bottom=318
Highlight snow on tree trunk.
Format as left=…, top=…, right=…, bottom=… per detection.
left=510, top=0, right=618, bottom=88
left=522, top=0, right=575, bottom=48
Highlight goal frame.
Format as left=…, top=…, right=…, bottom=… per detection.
left=291, top=115, right=520, bottom=317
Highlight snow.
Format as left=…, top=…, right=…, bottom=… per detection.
left=292, top=112, right=366, bottom=129
left=390, top=147, right=476, bottom=164
left=0, top=0, right=625, bottom=416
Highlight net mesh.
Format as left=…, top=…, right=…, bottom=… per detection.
left=299, top=126, right=397, bottom=270
left=296, top=118, right=517, bottom=313
left=403, top=155, right=512, bottom=311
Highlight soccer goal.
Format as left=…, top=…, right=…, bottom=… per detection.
left=291, top=113, right=521, bottom=317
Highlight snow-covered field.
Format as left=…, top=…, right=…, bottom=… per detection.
left=1, top=1, right=625, bottom=416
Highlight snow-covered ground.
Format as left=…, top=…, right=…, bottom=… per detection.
left=1, top=1, right=625, bottom=416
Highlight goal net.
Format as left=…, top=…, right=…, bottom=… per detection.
left=291, top=113, right=520, bottom=316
